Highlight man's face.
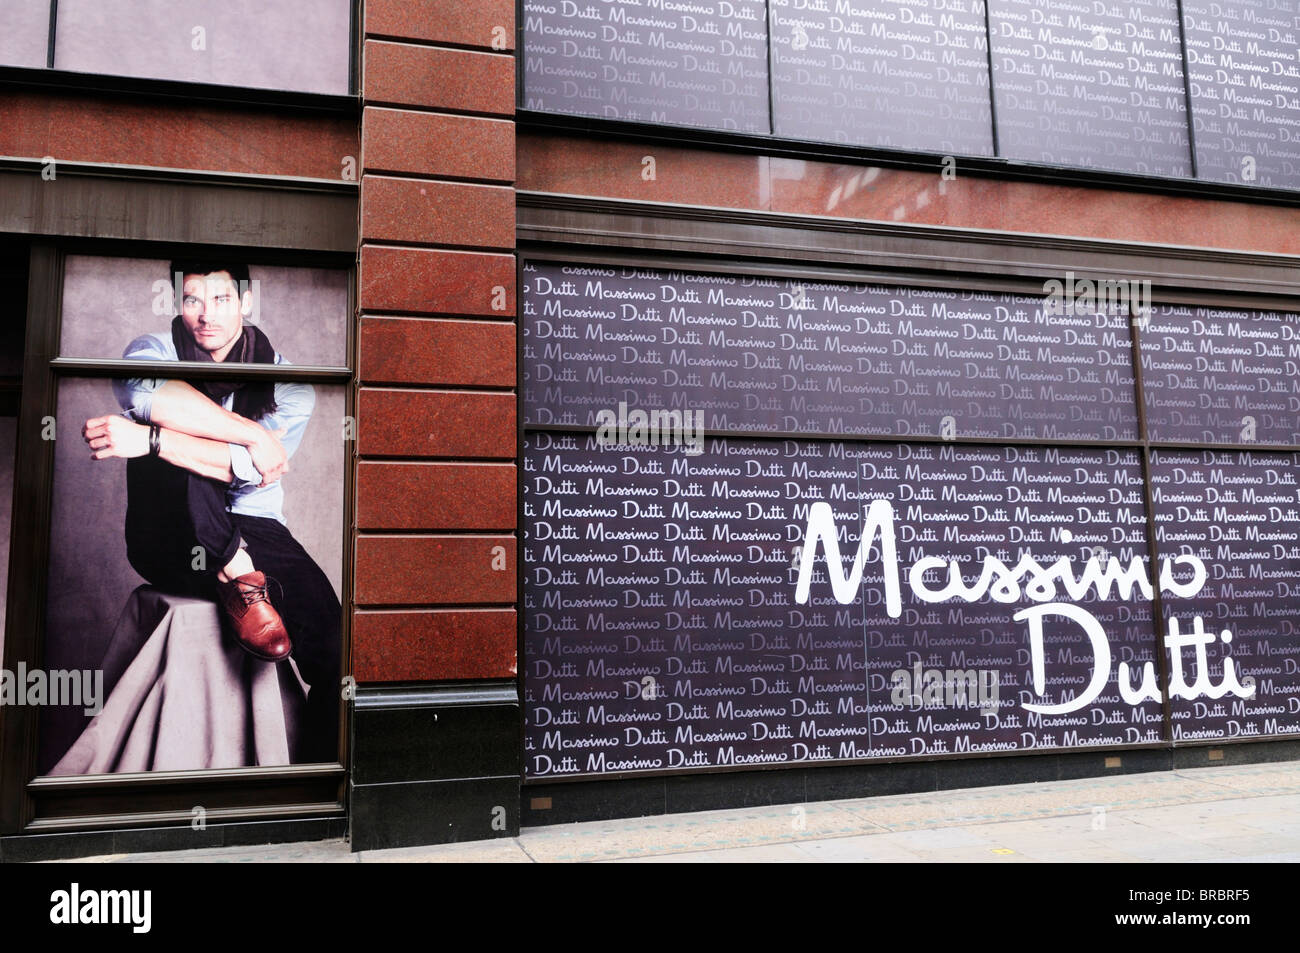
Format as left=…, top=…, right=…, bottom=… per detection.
left=179, top=271, right=249, bottom=361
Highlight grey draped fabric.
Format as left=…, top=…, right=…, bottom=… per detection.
left=49, top=586, right=306, bottom=776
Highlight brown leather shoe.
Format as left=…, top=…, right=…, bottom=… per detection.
left=217, top=571, right=292, bottom=661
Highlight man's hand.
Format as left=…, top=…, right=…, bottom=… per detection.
left=248, top=425, right=290, bottom=487
left=84, top=415, right=150, bottom=459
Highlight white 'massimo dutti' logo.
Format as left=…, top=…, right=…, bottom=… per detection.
left=50, top=883, right=151, bottom=934
left=794, top=499, right=1256, bottom=716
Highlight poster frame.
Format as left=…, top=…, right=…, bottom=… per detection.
left=0, top=238, right=356, bottom=835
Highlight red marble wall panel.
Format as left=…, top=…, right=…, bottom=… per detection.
left=356, top=3, right=518, bottom=684
left=357, top=389, right=516, bottom=459
left=0, top=92, right=357, bottom=179
left=359, top=317, right=515, bottom=387
left=518, top=132, right=1300, bottom=255
left=363, top=107, right=514, bottom=182
left=364, top=41, right=514, bottom=116
left=359, top=246, right=515, bottom=316
left=365, top=0, right=515, bottom=51
left=353, top=608, right=517, bottom=681
left=355, top=535, right=516, bottom=605
left=361, top=176, right=515, bottom=249
left=356, top=462, right=517, bottom=530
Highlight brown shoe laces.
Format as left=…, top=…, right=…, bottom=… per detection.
left=232, top=575, right=284, bottom=607
left=234, top=577, right=271, bottom=606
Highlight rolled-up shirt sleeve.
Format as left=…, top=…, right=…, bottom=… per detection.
left=265, top=379, right=316, bottom=462
left=229, top=358, right=315, bottom=487
left=228, top=444, right=261, bottom=487
left=112, top=334, right=172, bottom=423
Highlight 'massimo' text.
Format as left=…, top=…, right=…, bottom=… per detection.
left=794, top=500, right=1256, bottom=715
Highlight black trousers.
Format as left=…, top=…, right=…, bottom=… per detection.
left=125, top=455, right=342, bottom=764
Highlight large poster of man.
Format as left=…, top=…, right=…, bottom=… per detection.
left=39, top=256, right=348, bottom=775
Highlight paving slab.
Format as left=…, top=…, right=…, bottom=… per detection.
left=41, top=762, right=1300, bottom=864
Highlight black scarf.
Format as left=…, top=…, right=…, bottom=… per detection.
left=171, top=316, right=278, bottom=421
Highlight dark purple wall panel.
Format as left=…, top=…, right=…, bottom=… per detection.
left=521, top=0, right=1300, bottom=192
left=524, top=437, right=1162, bottom=777
left=770, top=0, right=995, bottom=156
left=1140, top=305, right=1300, bottom=445
left=523, top=261, right=1140, bottom=442
left=523, top=263, right=1300, bottom=779
left=1152, top=450, right=1300, bottom=741
left=1183, top=0, right=1300, bottom=189
left=521, top=0, right=771, bottom=133
left=987, top=0, right=1192, bottom=176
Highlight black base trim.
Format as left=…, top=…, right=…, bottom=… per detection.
left=0, top=815, right=346, bottom=863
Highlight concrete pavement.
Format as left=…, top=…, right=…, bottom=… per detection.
left=49, top=760, right=1300, bottom=863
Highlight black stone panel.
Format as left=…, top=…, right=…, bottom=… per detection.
left=934, top=750, right=1059, bottom=788
left=217, top=817, right=348, bottom=849
left=349, top=777, right=520, bottom=852
left=663, top=765, right=807, bottom=814
left=351, top=684, right=520, bottom=786
left=522, top=776, right=668, bottom=825
left=802, top=759, right=939, bottom=801
left=1056, top=747, right=1171, bottom=779
left=1171, top=737, right=1300, bottom=767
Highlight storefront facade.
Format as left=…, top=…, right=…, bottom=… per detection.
left=2, top=0, right=1300, bottom=858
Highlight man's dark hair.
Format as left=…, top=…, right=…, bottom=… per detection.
left=169, top=260, right=251, bottom=290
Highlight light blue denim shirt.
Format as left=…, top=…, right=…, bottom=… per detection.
left=112, top=333, right=315, bottom=525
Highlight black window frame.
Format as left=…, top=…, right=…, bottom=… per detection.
left=0, top=212, right=356, bottom=836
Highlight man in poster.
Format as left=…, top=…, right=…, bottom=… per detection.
left=80, top=261, right=341, bottom=764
